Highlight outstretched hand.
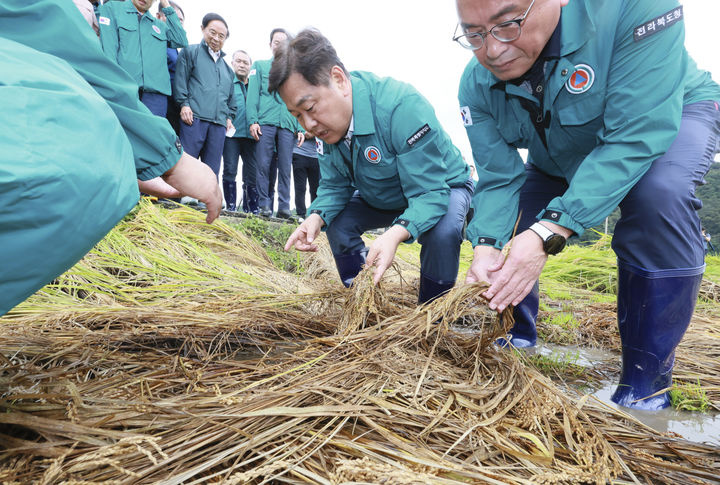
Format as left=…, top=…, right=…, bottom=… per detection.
left=284, top=213, right=324, bottom=252
left=365, top=225, right=410, bottom=285
left=161, top=152, right=222, bottom=223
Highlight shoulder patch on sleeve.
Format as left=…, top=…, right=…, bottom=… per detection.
left=249, top=69, right=256, bottom=76
left=460, top=106, right=473, bottom=126
left=633, top=6, right=683, bottom=42
left=316, top=139, right=324, bottom=156
left=406, top=124, right=431, bottom=147
left=98, top=16, right=111, bottom=26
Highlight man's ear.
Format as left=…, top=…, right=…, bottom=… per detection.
left=330, top=66, right=350, bottom=95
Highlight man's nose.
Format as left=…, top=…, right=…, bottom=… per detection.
left=302, top=114, right=317, bottom=131
left=483, top=34, right=508, bottom=60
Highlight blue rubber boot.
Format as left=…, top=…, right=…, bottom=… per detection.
left=497, top=283, right=539, bottom=348
left=333, top=249, right=368, bottom=288
left=611, top=263, right=703, bottom=410
left=222, top=181, right=237, bottom=212
left=247, top=185, right=260, bottom=215
left=418, top=274, right=455, bottom=305
left=241, top=184, right=250, bottom=213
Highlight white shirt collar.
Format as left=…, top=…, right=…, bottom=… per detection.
left=343, top=116, right=354, bottom=149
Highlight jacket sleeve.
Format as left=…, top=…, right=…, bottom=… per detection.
left=387, top=93, right=456, bottom=243
left=543, top=0, right=688, bottom=235
left=173, top=46, right=191, bottom=108
left=460, top=72, right=526, bottom=249
left=0, top=0, right=182, bottom=180
left=97, top=3, right=119, bottom=63
left=226, top=69, right=237, bottom=120
left=161, top=6, right=187, bottom=49
left=245, top=61, right=262, bottom=127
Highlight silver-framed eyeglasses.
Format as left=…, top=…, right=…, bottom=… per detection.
left=453, top=0, right=536, bottom=50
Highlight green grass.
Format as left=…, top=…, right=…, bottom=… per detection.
left=546, top=312, right=579, bottom=330
left=228, top=217, right=299, bottom=273
left=523, top=351, right=586, bottom=378
left=670, top=380, right=711, bottom=412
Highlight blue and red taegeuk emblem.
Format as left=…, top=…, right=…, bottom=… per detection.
left=565, top=64, right=595, bottom=94
left=364, top=146, right=381, bottom=164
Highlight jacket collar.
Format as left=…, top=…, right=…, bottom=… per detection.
left=125, top=1, right=150, bottom=20
left=349, top=74, right=375, bottom=137
left=201, top=39, right=226, bottom=59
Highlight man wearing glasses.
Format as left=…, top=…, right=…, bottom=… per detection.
left=455, top=0, right=720, bottom=410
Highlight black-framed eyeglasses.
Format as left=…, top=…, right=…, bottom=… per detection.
left=453, top=0, right=536, bottom=51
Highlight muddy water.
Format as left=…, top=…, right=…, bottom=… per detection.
left=530, top=343, right=720, bottom=447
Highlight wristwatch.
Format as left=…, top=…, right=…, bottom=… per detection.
left=529, top=222, right=567, bottom=255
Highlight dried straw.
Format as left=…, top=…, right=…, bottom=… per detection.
left=1, top=201, right=718, bottom=484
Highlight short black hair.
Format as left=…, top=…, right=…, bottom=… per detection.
left=269, top=28, right=289, bottom=44
left=268, top=28, right=348, bottom=95
left=202, top=13, right=229, bottom=36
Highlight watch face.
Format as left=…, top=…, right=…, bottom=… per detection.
left=544, top=235, right=566, bottom=255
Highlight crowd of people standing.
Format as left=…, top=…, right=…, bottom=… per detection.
left=77, top=0, right=319, bottom=218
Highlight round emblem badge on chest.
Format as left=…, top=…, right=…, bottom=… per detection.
left=565, top=64, right=595, bottom=94
left=152, top=25, right=161, bottom=35
left=364, top=146, right=381, bottom=164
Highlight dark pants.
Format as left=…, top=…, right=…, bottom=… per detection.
left=166, top=96, right=181, bottom=136
left=179, top=118, right=226, bottom=177
left=255, top=125, right=294, bottom=211
left=519, top=101, right=720, bottom=273
left=222, top=137, right=257, bottom=186
left=140, top=91, right=168, bottom=118
left=326, top=179, right=474, bottom=283
left=292, top=153, right=319, bottom=217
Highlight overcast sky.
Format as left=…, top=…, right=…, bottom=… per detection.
left=176, top=0, right=720, bottom=162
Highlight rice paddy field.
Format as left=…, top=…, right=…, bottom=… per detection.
left=1, top=200, right=719, bottom=484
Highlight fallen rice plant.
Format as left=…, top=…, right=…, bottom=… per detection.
left=0, top=201, right=718, bottom=484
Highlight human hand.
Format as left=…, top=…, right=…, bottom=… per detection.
left=284, top=213, right=324, bottom=252
left=162, top=152, right=222, bottom=223
left=180, top=106, right=194, bottom=126
left=366, top=225, right=409, bottom=285
left=465, top=245, right=504, bottom=285
left=226, top=118, right=234, bottom=133
left=478, top=230, right=548, bottom=313
left=296, top=131, right=305, bottom=147
left=249, top=123, right=262, bottom=141
left=137, top=177, right=181, bottom=198
left=159, top=0, right=170, bottom=7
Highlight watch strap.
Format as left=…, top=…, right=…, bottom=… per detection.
left=529, top=222, right=553, bottom=242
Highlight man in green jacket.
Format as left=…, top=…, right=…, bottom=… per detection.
left=455, top=0, right=720, bottom=409
left=0, top=0, right=221, bottom=316
left=174, top=13, right=236, bottom=178
left=270, top=29, right=474, bottom=304
left=222, top=49, right=259, bottom=213
left=246, top=28, right=298, bottom=219
left=98, top=0, right=187, bottom=117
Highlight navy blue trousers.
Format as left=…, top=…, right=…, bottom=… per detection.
left=222, top=137, right=257, bottom=187
left=326, top=179, right=474, bottom=283
left=140, top=91, right=167, bottom=118
left=255, top=125, right=294, bottom=211
left=179, top=118, right=226, bottom=177
left=519, top=100, right=720, bottom=274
